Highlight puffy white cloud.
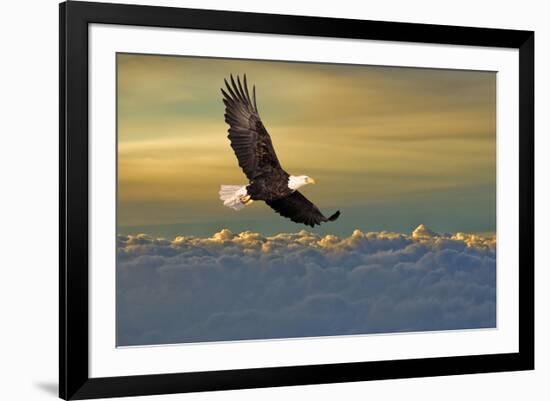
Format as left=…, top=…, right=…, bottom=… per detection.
left=412, top=223, right=436, bottom=239
left=116, top=225, right=496, bottom=346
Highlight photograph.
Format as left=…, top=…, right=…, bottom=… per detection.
left=116, top=54, right=497, bottom=346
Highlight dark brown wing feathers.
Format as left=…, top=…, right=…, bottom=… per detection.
left=222, top=74, right=280, bottom=180
left=266, top=191, right=341, bottom=227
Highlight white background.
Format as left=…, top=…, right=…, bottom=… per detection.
left=0, top=0, right=547, bottom=400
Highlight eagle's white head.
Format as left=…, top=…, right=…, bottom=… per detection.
left=288, top=175, right=316, bottom=190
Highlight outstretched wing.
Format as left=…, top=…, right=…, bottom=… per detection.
left=266, top=191, right=341, bottom=227
left=221, top=74, right=282, bottom=180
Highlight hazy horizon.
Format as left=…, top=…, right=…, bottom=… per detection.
left=116, top=221, right=496, bottom=240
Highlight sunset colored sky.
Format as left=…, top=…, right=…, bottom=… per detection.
left=117, top=53, right=496, bottom=237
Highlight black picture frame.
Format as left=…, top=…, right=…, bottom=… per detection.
left=59, top=1, right=534, bottom=399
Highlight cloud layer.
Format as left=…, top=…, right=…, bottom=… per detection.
left=117, top=226, right=496, bottom=346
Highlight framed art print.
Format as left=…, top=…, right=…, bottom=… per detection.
left=59, top=1, right=534, bottom=399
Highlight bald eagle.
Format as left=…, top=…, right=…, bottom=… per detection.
left=219, top=74, right=341, bottom=227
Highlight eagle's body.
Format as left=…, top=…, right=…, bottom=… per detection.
left=247, top=169, right=291, bottom=201
left=219, top=74, right=340, bottom=227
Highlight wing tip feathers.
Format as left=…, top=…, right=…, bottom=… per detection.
left=327, top=210, right=341, bottom=222
left=222, top=74, right=257, bottom=109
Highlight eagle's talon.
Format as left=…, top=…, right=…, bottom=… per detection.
left=240, top=195, right=252, bottom=204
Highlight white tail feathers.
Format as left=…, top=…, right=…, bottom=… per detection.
left=219, top=185, right=250, bottom=211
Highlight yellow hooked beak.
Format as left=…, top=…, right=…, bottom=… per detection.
left=307, top=177, right=316, bottom=184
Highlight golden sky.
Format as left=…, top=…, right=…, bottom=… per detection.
left=117, top=53, right=496, bottom=237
